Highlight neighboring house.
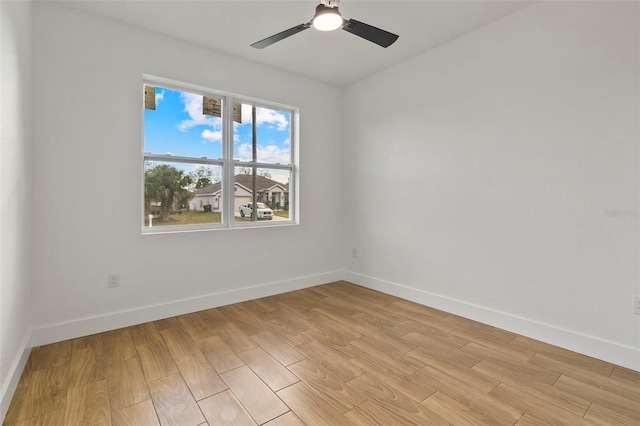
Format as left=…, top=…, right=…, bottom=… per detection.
left=192, top=174, right=289, bottom=212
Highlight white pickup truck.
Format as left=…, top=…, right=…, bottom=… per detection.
left=239, top=202, right=273, bottom=220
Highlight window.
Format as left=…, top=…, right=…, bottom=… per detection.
left=142, top=77, right=296, bottom=232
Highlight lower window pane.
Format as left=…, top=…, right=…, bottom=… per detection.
left=233, top=167, right=290, bottom=222
left=144, top=161, right=222, bottom=227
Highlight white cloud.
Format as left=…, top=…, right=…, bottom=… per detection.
left=155, top=90, right=164, bottom=106
left=257, top=144, right=290, bottom=163
left=239, top=104, right=289, bottom=131
left=236, top=143, right=252, bottom=161
left=177, top=92, right=219, bottom=132
left=201, top=129, right=222, bottom=142
left=257, top=108, right=289, bottom=131
left=235, top=143, right=290, bottom=164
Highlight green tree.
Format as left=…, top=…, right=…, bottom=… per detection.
left=189, top=166, right=219, bottom=189
left=145, top=164, right=193, bottom=222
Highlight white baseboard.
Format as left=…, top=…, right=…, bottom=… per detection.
left=1, top=331, right=32, bottom=424
left=343, top=270, right=640, bottom=372
left=30, top=270, right=343, bottom=347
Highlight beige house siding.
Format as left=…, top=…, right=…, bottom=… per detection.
left=191, top=183, right=253, bottom=212
left=191, top=175, right=289, bottom=213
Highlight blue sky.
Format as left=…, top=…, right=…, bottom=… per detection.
left=144, top=86, right=291, bottom=181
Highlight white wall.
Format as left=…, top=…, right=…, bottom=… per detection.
left=30, top=2, right=343, bottom=343
left=0, top=0, right=34, bottom=418
left=343, top=1, right=640, bottom=370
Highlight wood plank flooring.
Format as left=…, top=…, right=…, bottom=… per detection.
left=4, top=281, right=640, bottom=425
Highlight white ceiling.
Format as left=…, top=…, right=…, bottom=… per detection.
left=55, top=0, right=533, bottom=87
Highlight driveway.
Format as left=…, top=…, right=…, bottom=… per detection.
left=233, top=212, right=289, bottom=221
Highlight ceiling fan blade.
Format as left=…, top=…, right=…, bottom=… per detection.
left=251, top=23, right=311, bottom=49
left=342, top=19, right=398, bottom=48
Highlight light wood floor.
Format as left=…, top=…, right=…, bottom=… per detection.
left=4, top=281, right=640, bottom=425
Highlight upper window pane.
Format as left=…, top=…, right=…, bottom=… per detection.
left=144, top=85, right=223, bottom=160
left=233, top=103, right=291, bottom=165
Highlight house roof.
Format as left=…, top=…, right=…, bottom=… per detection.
left=193, top=174, right=288, bottom=196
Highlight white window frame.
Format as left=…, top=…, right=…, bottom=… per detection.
left=142, top=75, right=298, bottom=234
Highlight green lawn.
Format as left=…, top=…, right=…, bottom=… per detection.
left=147, top=210, right=221, bottom=226
left=147, top=209, right=289, bottom=226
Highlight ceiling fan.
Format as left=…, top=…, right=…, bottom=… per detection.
left=251, top=0, right=399, bottom=49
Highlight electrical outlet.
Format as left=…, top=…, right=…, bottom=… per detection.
left=352, top=248, right=357, bottom=258
left=634, top=295, right=640, bottom=315
left=108, top=273, right=120, bottom=288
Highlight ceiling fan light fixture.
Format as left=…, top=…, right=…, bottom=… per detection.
left=250, top=0, right=399, bottom=49
left=312, top=5, right=343, bottom=31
